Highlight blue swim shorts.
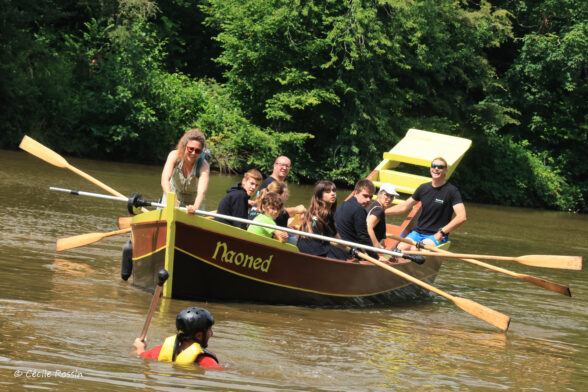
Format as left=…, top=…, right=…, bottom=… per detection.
left=405, top=230, right=448, bottom=246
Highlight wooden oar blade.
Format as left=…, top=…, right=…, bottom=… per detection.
left=118, top=216, right=132, bottom=229
left=56, top=228, right=131, bottom=251
left=19, top=135, right=69, bottom=168
left=453, top=297, right=511, bottom=332
left=56, top=232, right=106, bottom=251
left=516, top=255, right=582, bottom=270
left=517, top=274, right=571, bottom=297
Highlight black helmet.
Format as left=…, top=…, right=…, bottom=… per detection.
left=176, top=307, right=214, bottom=339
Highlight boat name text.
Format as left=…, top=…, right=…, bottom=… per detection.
left=212, top=241, right=272, bottom=273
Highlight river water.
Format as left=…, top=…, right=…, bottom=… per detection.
left=0, top=149, right=587, bottom=391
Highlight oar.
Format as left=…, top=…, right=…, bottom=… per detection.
left=397, top=247, right=581, bottom=271
left=387, top=234, right=571, bottom=297
left=139, top=269, right=169, bottom=342
left=19, top=135, right=148, bottom=212
left=49, top=187, right=427, bottom=262
left=56, top=228, right=131, bottom=251
left=119, top=216, right=132, bottom=229
left=355, top=250, right=511, bottom=331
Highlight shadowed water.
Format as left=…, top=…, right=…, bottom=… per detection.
left=1, top=149, right=587, bottom=391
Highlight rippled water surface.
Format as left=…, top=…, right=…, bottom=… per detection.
left=1, top=149, right=587, bottom=391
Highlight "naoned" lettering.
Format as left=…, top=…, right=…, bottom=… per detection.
left=212, top=241, right=273, bottom=273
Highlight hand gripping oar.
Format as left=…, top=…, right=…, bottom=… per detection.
left=140, top=269, right=169, bottom=342
left=354, top=250, right=511, bottom=331
left=387, top=234, right=571, bottom=297
left=19, top=135, right=148, bottom=213
left=56, top=228, right=132, bottom=251
left=396, top=245, right=582, bottom=271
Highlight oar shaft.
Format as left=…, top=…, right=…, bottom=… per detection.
left=387, top=233, right=572, bottom=296
left=50, top=187, right=408, bottom=260
left=51, top=187, right=128, bottom=203
left=356, top=251, right=510, bottom=331
left=140, top=269, right=169, bottom=341
left=67, top=165, right=126, bottom=198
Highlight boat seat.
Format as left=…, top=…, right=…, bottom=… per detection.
left=382, top=128, right=472, bottom=179
left=373, top=171, right=430, bottom=195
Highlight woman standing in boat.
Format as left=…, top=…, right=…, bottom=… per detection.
left=161, top=128, right=210, bottom=213
left=297, top=181, right=347, bottom=260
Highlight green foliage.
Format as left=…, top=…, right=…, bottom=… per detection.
left=0, top=0, right=585, bottom=211
left=457, top=134, right=582, bottom=211
left=204, top=0, right=513, bottom=182
left=486, top=0, right=588, bottom=211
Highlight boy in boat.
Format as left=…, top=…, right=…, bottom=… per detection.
left=385, top=157, right=467, bottom=251
left=133, top=307, right=222, bottom=369
left=215, top=169, right=263, bottom=229
left=335, top=179, right=388, bottom=262
left=366, top=183, right=399, bottom=250
left=247, top=191, right=289, bottom=242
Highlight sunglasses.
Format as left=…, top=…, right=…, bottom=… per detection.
left=431, top=164, right=447, bottom=169
left=186, top=146, right=203, bottom=154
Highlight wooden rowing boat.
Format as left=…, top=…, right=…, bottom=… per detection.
left=128, top=129, right=472, bottom=306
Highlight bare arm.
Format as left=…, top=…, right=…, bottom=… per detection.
left=285, top=205, right=306, bottom=216
left=366, top=214, right=383, bottom=249
left=385, top=197, right=417, bottom=215
left=160, top=150, right=178, bottom=196
left=273, top=229, right=289, bottom=243
left=433, top=202, right=467, bottom=242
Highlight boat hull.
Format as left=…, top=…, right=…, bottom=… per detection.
left=131, top=215, right=442, bottom=307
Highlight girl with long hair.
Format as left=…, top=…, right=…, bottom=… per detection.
left=298, top=181, right=347, bottom=259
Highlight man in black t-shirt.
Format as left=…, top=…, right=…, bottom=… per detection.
left=258, top=156, right=291, bottom=192
left=385, top=157, right=467, bottom=251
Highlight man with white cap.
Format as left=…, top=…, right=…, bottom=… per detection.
left=366, top=183, right=399, bottom=250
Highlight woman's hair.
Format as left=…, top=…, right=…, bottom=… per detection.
left=256, top=181, right=288, bottom=210
left=259, top=192, right=284, bottom=214
left=175, top=128, right=206, bottom=163
left=300, top=180, right=337, bottom=235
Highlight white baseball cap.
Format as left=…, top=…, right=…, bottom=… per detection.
left=379, top=183, right=399, bottom=196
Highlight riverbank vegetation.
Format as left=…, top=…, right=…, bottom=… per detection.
left=1, top=0, right=585, bottom=212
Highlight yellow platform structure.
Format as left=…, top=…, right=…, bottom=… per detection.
left=371, top=129, right=472, bottom=203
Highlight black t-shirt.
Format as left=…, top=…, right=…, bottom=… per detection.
left=258, top=176, right=276, bottom=192
left=274, top=210, right=289, bottom=227
left=412, top=182, right=463, bottom=235
left=297, top=212, right=337, bottom=257
left=334, top=197, right=371, bottom=246
left=366, top=201, right=386, bottom=241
